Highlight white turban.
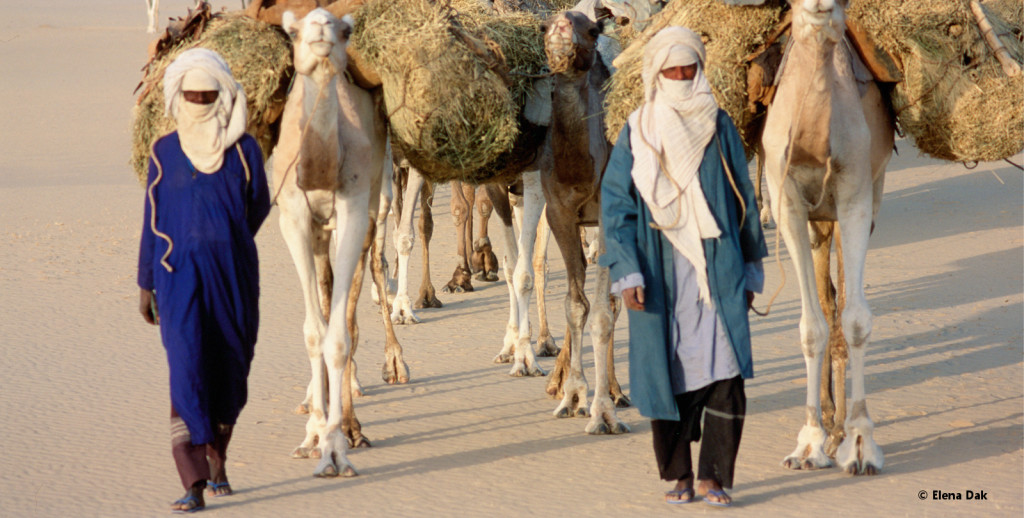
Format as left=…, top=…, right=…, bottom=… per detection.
left=628, top=26, right=721, bottom=303
left=163, top=48, right=247, bottom=173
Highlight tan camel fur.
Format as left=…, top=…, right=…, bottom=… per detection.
left=273, top=8, right=407, bottom=477
left=541, top=10, right=629, bottom=434
left=762, top=0, right=893, bottom=475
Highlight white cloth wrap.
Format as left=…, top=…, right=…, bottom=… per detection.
left=628, top=26, right=722, bottom=303
left=163, top=48, right=247, bottom=173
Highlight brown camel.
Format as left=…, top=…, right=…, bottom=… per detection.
left=540, top=9, right=629, bottom=434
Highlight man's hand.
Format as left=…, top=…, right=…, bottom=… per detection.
left=746, top=290, right=755, bottom=311
left=623, top=286, right=645, bottom=311
left=140, top=289, right=159, bottom=325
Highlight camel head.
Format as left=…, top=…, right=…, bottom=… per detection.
left=791, top=0, right=846, bottom=45
left=543, top=10, right=603, bottom=77
left=603, top=0, right=665, bottom=33
left=282, top=8, right=353, bottom=80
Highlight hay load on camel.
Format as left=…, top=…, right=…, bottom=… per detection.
left=351, top=0, right=550, bottom=184
left=131, top=6, right=292, bottom=182
left=605, top=0, right=1023, bottom=163
left=847, top=0, right=1023, bottom=162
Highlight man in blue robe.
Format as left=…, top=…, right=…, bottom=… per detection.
left=137, top=48, right=270, bottom=513
left=599, top=27, right=767, bottom=507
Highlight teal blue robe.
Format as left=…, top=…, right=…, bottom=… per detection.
left=599, top=110, right=767, bottom=421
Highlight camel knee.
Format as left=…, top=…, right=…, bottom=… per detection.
left=513, top=268, right=534, bottom=296
left=799, top=317, right=828, bottom=359
left=842, top=301, right=872, bottom=348
left=396, top=234, right=413, bottom=255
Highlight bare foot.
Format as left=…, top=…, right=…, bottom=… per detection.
left=697, top=479, right=732, bottom=507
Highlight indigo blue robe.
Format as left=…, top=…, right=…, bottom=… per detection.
left=138, top=132, right=270, bottom=444
left=599, top=110, right=767, bottom=421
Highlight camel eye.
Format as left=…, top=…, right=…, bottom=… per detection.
left=540, top=23, right=549, bottom=34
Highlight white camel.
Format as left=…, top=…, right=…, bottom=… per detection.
left=273, top=7, right=403, bottom=477
left=762, top=0, right=893, bottom=475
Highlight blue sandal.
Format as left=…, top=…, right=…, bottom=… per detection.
left=206, top=481, right=232, bottom=497
left=665, top=488, right=696, bottom=504
left=703, top=488, right=732, bottom=508
left=171, top=494, right=204, bottom=513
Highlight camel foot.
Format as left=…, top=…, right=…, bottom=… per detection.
left=508, top=360, right=546, bottom=377
left=474, top=270, right=499, bottom=282
left=390, top=294, right=420, bottom=324
left=492, top=352, right=512, bottom=364
left=534, top=334, right=558, bottom=357
left=382, top=355, right=411, bottom=384
left=442, top=266, right=474, bottom=293
left=314, top=437, right=357, bottom=478
left=760, top=206, right=775, bottom=229
left=612, top=392, right=631, bottom=408
left=782, top=425, right=833, bottom=470
left=471, top=238, right=499, bottom=282
left=347, top=434, right=372, bottom=449
left=294, top=403, right=310, bottom=415
left=836, top=416, right=883, bottom=475
left=413, top=291, right=443, bottom=309
left=291, top=446, right=318, bottom=459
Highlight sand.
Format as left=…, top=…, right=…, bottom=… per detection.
left=0, top=1, right=1021, bottom=516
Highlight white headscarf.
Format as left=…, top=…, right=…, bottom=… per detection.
left=163, top=48, right=247, bottom=173
left=628, top=26, right=721, bottom=303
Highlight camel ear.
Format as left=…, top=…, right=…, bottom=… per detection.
left=282, top=11, right=299, bottom=39
left=337, top=14, right=354, bottom=42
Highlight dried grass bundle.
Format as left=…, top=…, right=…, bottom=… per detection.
left=130, top=13, right=292, bottom=182
left=604, top=0, right=784, bottom=151
left=351, top=0, right=547, bottom=183
left=847, top=0, right=1023, bottom=161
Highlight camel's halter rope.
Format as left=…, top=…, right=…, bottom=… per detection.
left=270, top=57, right=338, bottom=227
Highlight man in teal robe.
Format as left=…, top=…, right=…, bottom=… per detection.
left=599, top=27, right=767, bottom=507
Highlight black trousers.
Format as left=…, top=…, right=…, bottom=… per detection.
left=650, top=376, right=746, bottom=488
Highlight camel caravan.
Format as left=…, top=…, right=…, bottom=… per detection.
left=133, top=0, right=1023, bottom=478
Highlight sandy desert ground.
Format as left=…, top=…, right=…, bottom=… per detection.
left=0, top=1, right=1021, bottom=516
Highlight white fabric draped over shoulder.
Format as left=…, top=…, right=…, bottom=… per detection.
left=628, top=26, right=721, bottom=303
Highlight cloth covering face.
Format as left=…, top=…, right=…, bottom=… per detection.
left=630, top=26, right=721, bottom=302
left=138, top=133, right=271, bottom=444
left=163, top=48, right=247, bottom=173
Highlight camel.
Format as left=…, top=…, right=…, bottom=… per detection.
left=539, top=9, right=629, bottom=433
left=272, top=8, right=408, bottom=477
left=762, top=0, right=893, bottom=475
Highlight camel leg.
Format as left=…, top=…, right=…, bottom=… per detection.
left=833, top=172, right=882, bottom=475
left=444, top=181, right=475, bottom=293
left=415, top=180, right=443, bottom=308
left=584, top=222, right=629, bottom=434
left=507, top=172, right=546, bottom=377
left=775, top=183, right=832, bottom=470
left=546, top=199, right=590, bottom=418
left=810, top=221, right=843, bottom=456
left=279, top=207, right=329, bottom=459
left=485, top=182, right=522, bottom=365
left=472, top=185, right=500, bottom=282
left=533, top=212, right=558, bottom=357
left=365, top=162, right=411, bottom=386
left=830, top=226, right=849, bottom=456
left=370, top=159, right=394, bottom=306
left=337, top=222, right=374, bottom=451
left=755, top=147, right=775, bottom=229
left=391, top=166, right=425, bottom=324
left=313, top=191, right=368, bottom=477
left=146, top=0, right=159, bottom=34
left=605, top=286, right=629, bottom=408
